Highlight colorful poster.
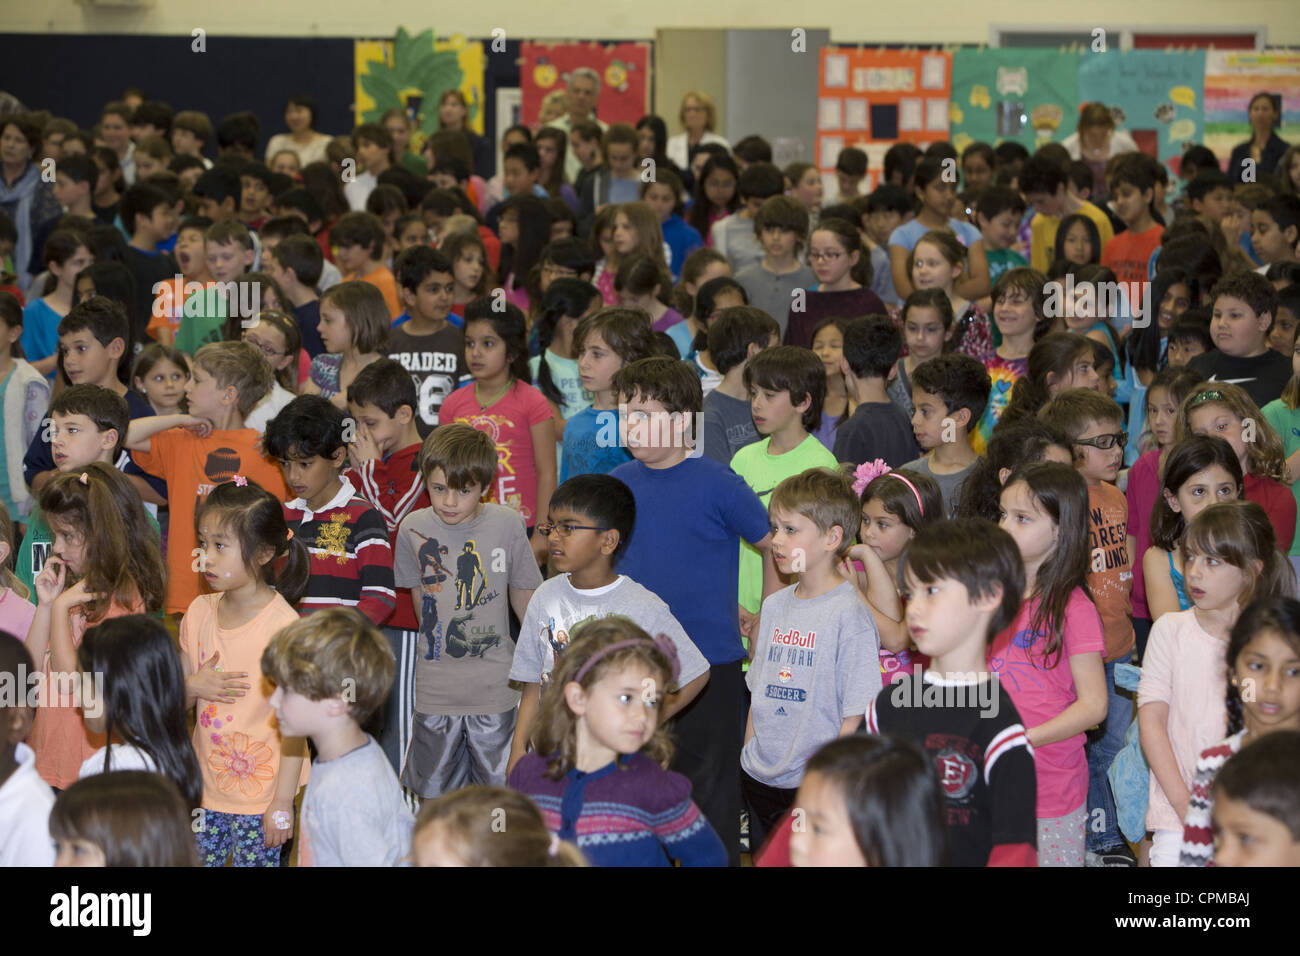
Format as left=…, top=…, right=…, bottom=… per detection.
left=1077, top=49, right=1205, bottom=172
left=949, top=48, right=1078, bottom=157
left=816, top=48, right=952, bottom=190
left=354, top=29, right=486, bottom=135
left=519, top=42, right=650, bottom=127
left=1204, top=50, right=1300, bottom=170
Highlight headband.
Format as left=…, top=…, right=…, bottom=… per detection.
left=573, top=635, right=681, bottom=687
left=852, top=459, right=923, bottom=516
left=1188, top=389, right=1225, bottom=408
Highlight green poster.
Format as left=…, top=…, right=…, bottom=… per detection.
left=950, top=48, right=1079, bottom=155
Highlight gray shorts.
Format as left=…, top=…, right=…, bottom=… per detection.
left=401, top=709, right=517, bottom=798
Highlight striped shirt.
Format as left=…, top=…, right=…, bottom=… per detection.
left=1178, top=729, right=1247, bottom=867
left=284, top=477, right=396, bottom=627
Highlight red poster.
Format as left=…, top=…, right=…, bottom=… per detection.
left=519, top=42, right=650, bottom=127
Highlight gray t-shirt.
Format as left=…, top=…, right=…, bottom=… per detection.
left=902, top=454, right=978, bottom=520
left=299, top=736, right=414, bottom=867
left=711, top=214, right=766, bottom=275
left=394, top=503, right=543, bottom=715
left=701, top=389, right=759, bottom=467
left=743, top=580, right=881, bottom=788
left=510, top=574, right=710, bottom=690
left=735, top=262, right=816, bottom=337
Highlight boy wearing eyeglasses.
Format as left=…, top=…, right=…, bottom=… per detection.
left=505, top=473, right=709, bottom=775
left=1039, top=387, right=1138, bottom=867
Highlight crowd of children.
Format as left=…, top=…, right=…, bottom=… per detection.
left=2, top=86, right=1300, bottom=870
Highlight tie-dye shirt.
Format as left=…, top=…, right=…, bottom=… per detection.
left=972, top=352, right=1029, bottom=455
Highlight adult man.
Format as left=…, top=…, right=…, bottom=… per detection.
left=549, top=68, right=608, bottom=183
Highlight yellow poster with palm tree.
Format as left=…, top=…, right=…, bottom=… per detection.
left=354, top=29, right=485, bottom=138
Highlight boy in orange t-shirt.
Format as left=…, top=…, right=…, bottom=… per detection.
left=332, top=211, right=402, bottom=319
left=127, top=341, right=289, bottom=615
left=1101, top=154, right=1164, bottom=290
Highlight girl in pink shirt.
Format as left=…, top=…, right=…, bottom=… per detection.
left=1138, top=500, right=1295, bottom=866
left=994, top=462, right=1108, bottom=866
left=0, top=501, right=34, bottom=641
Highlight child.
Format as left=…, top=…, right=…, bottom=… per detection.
left=1264, top=335, right=1300, bottom=573
left=862, top=184, right=914, bottom=306
left=20, top=231, right=92, bottom=378
left=561, top=307, right=659, bottom=480
left=809, top=316, right=856, bottom=451
left=887, top=289, right=953, bottom=420
left=1053, top=214, right=1102, bottom=269
left=333, top=211, right=403, bottom=320
left=735, top=196, right=815, bottom=341
left=508, top=617, right=727, bottom=866
left=865, top=518, right=1038, bottom=866
left=1269, top=285, right=1300, bottom=356
left=1211, top=730, right=1300, bottom=866
left=785, top=219, right=885, bottom=350
left=533, top=278, right=599, bottom=448
left=701, top=306, right=779, bottom=465
left=668, top=247, right=730, bottom=358
left=534, top=129, right=579, bottom=212
left=0, top=502, right=33, bottom=640
left=182, top=479, right=310, bottom=866
left=120, top=183, right=181, bottom=343
left=127, top=340, right=290, bottom=616
left=174, top=220, right=255, bottom=356
left=412, top=785, right=586, bottom=866
left=972, top=269, right=1049, bottom=453
left=910, top=229, right=994, bottom=366
left=834, top=147, right=868, bottom=202
left=304, top=281, right=389, bottom=408
left=711, top=163, right=785, bottom=275
left=262, top=608, right=414, bottom=866
left=642, top=169, right=701, bottom=281
left=27, top=465, right=165, bottom=789
left=1187, top=272, right=1291, bottom=409
left=613, top=256, right=678, bottom=337
left=441, top=230, right=492, bottom=310
left=733, top=348, right=839, bottom=616
left=833, top=315, right=919, bottom=469
left=393, top=425, right=542, bottom=795
left=0, top=633, right=54, bottom=865
left=508, top=474, right=710, bottom=772
left=50, top=771, right=198, bottom=867
left=904, top=353, right=990, bottom=517
left=974, top=185, right=1029, bottom=289
left=1183, top=383, right=1296, bottom=552
left=497, top=195, right=551, bottom=312
left=888, top=155, right=988, bottom=302
left=784, top=161, right=824, bottom=217
left=132, top=343, right=188, bottom=416
left=1138, top=500, right=1294, bottom=865
left=778, top=735, right=948, bottom=866
left=1251, top=195, right=1300, bottom=270
left=0, top=292, right=49, bottom=521
left=687, top=276, right=747, bottom=390
left=1179, top=596, right=1300, bottom=865
left=440, top=298, right=556, bottom=552
left=687, top=154, right=739, bottom=248
left=998, top=332, right=1100, bottom=428
left=1020, top=152, right=1115, bottom=275
left=743, top=468, right=881, bottom=850
left=1102, top=154, right=1165, bottom=288
left=265, top=395, right=396, bottom=627
left=389, top=246, right=464, bottom=435
left=958, top=419, right=1075, bottom=521
left=600, top=202, right=669, bottom=308
left=343, top=123, right=391, bottom=211
left=263, top=233, right=326, bottom=358
left=995, top=462, right=1109, bottom=865
left=342, top=358, right=431, bottom=777
left=1123, top=268, right=1196, bottom=461
left=240, top=311, right=300, bottom=432
left=238, top=162, right=275, bottom=231
left=76, top=615, right=202, bottom=808
left=610, top=355, right=775, bottom=865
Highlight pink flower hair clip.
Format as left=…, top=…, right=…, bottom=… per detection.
left=852, top=459, right=890, bottom=497
left=232, top=475, right=248, bottom=487
left=78, top=472, right=89, bottom=485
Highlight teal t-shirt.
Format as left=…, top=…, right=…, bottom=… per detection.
left=1262, top=399, right=1300, bottom=556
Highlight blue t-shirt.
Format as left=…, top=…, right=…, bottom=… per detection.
left=888, top=217, right=981, bottom=251
left=611, top=455, right=770, bottom=664
left=667, top=321, right=696, bottom=361
left=661, top=215, right=704, bottom=281
left=393, top=311, right=464, bottom=330
left=561, top=407, right=630, bottom=482
left=20, top=299, right=61, bottom=371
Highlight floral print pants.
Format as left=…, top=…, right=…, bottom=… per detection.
left=195, top=809, right=282, bottom=867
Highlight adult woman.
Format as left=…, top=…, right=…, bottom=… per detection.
left=1062, top=102, right=1138, bottom=201
left=1228, top=92, right=1290, bottom=184
left=0, top=114, right=62, bottom=293
left=666, top=91, right=731, bottom=173
left=264, top=94, right=332, bottom=166
left=437, top=89, right=493, bottom=181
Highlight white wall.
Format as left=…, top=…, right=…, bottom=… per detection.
left=5, top=1, right=1297, bottom=45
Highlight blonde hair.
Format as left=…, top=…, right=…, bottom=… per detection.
left=193, top=340, right=274, bottom=416
left=260, top=608, right=394, bottom=724
left=1179, top=382, right=1286, bottom=481
left=413, top=787, right=586, bottom=866
left=769, top=467, right=859, bottom=559
left=0, top=500, right=29, bottom=600
left=679, top=91, right=717, bottom=132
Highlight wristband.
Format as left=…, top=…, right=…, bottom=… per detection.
left=272, top=810, right=292, bottom=831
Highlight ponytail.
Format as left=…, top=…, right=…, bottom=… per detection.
left=812, top=218, right=873, bottom=287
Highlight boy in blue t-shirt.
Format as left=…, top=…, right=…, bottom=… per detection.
left=610, top=356, right=776, bottom=866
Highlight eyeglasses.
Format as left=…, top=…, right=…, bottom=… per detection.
left=1073, top=431, right=1128, bottom=450
left=536, top=521, right=610, bottom=538
left=807, top=250, right=844, bottom=262
left=541, top=264, right=577, bottom=279
left=242, top=334, right=286, bottom=358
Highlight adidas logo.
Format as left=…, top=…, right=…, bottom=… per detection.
left=775, top=706, right=788, bottom=716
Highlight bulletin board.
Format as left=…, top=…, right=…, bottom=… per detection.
left=815, top=48, right=953, bottom=190
left=354, top=28, right=486, bottom=135
left=949, top=47, right=1077, bottom=157
left=1204, top=50, right=1300, bottom=170
left=519, top=42, right=651, bottom=127
left=1077, top=49, right=1205, bottom=172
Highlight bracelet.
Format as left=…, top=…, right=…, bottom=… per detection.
left=272, top=810, right=292, bottom=831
